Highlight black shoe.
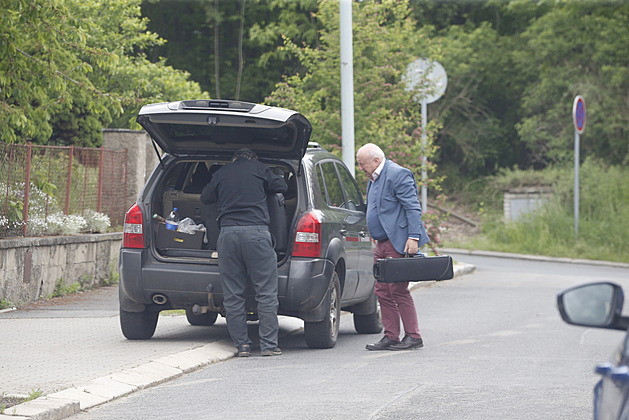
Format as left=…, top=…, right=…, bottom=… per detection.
left=237, top=344, right=252, bottom=357
left=366, top=336, right=400, bottom=351
left=261, top=347, right=282, bottom=356
left=388, top=335, right=423, bottom=350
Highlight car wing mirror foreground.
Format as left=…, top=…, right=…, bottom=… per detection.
left=557, top=282, right=629, bottom=331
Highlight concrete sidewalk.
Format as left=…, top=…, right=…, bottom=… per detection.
left=0, top=261, right=475, bottom=420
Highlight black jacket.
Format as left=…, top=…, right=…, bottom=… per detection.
left=200, top=158, right=287, bottom=227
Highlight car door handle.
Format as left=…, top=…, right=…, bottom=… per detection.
left=339, top=228, right=348, bottom=236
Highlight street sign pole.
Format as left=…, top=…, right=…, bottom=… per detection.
left=572, top=95, right=586, bottom=237
left=574, top=129, right=580, bottom=237
left=420, top=98, right=428, bottom=212
left=404, top=58, right=447, bottom=217
left=340, top=0, right=355, bottom=175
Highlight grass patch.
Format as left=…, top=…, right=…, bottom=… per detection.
left=103, top=267, right=120, bottom=286
left=0, top=389, right=43, bottom=413
left=51, top=278, right=82, bottom=298
left=160, top=309, right=185, bottom=316
left=444, top=159, right=629, bottom=263
left=0, top=298, right=14, bottom=310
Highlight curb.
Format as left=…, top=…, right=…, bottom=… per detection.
left=0, top=307, right=17, bottom=314
left=442, top=248, right=629, bottom=269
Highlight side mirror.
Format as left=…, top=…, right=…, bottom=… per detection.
left=557, top=282, right=628, bottom=331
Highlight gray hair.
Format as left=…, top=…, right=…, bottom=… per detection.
left=357, top=143, right=385, bottom=161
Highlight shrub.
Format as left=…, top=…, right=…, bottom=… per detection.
left=466, top=158, right=629, bottom=263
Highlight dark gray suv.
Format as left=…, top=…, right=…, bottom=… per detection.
left=120, top=99, right=381, bottom=348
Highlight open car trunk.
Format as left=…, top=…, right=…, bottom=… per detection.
left=149, top=158, right=298, bottom=261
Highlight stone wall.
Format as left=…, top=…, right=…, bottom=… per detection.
left=102, top=129, right=161, bottom=212
left=0, top=233, right=122, bottom=308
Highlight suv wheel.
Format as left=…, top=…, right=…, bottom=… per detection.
left=185, top=308, right=219, bottom=326
left=304, top=271, right=341, bottom=349
left=353, top=292, right=382, bottom=334
left=120, top=308, right=159, bottom=340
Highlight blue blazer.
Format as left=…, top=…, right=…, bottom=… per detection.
left=367, top=160, right=430, bottom=254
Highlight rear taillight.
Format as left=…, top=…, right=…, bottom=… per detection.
left=123, top=204, right=145, bottom=249
left=292, top=211, right=322, bottom=257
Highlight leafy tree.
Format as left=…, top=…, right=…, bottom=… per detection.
left=57, top=0, right=207, bottom=145
left=0, top=0, right=117, bottom=144
left=0, top=0, right=205, bottom=146
left=514, top=1, right=629, bottom=166
left=412, top=0, right=629, bottom=178
left=428, top=23, right=526, bottom=178
left=142, top=0, right=321, bottom=103
left=266, top=0, right=442, bottom=188
left=408, top=0, right=550, bottom=184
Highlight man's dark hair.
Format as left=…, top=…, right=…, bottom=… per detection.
left=232, top=148, right=258, bottom=161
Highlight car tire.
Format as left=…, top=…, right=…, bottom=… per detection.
left=353, top=299, right=382, bottom=334
left=185, top=308, right=219, bottom=326
left=120, top=308, right=159, bottom=340
left=304, top=271, right=341, bottom=349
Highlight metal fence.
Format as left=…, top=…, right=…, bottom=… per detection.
left=0, top=142, right=128, bottom=238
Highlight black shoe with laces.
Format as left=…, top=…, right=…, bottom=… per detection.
left=261, top=347, right=282, bottom=356
left=388, top=335, right=423, bottom=350
left=365, top=336, right=400, bottom=351
left=237, top=344, right=252, bottom=357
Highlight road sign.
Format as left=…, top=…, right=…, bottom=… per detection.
left=572, top=95, right=585, bottom=237
left=403, top=59, right=447, bottom=239
left=404, top=58, right=447, bottom=104
left=573, top=95, right=586, bottom=134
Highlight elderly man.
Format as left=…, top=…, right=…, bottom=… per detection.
left=356, top=143, right=430, bottom=351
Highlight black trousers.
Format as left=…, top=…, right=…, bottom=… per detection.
left=217, top=225, right=279, bottom=351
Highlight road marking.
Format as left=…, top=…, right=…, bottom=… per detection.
left=485, top=330, right=522, bottom=337
left=440, top=339, right=481, bottom=346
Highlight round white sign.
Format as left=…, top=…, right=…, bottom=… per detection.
left=404, top=58, right=447, bottom=104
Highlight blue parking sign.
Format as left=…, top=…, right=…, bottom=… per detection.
left=573, top=96, right=586, bottom=134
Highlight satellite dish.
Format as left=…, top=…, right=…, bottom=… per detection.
left=404, top=58, right=447, bottom=104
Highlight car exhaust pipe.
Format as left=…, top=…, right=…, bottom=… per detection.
left=152, top=294, right=168, bottom=305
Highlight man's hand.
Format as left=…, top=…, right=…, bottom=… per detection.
left=404, top=238, right=419, bottom=255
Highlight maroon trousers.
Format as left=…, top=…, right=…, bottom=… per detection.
left=373, top=240, right=422, bottom=341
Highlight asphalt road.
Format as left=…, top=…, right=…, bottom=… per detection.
left=65, top=253, right=629, bottom=420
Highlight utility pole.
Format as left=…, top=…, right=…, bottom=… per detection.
left=340, top=0, right=355, bottom=175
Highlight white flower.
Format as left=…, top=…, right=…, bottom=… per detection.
left=1, top=182, right=111, bottom=237
left=46, top=212, right=68, bottom=235
left=83, top=210, right=111, bottom=233
left=26, top=217, right=48, bottom=236
left=62, top=214, right=87, bottom=235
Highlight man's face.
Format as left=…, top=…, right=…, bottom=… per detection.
left=356, top=151, right=381, bottom=179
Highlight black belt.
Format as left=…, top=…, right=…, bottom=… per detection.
left=220, top=225, right=268, bottom=232
left=376, top=238, right=389, bottom=243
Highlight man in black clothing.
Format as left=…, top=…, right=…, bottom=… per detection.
left=201, top=148, right=287, bottom=357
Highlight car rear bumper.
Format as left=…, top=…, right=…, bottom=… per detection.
left=119, top=249, right=335, bottom=319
